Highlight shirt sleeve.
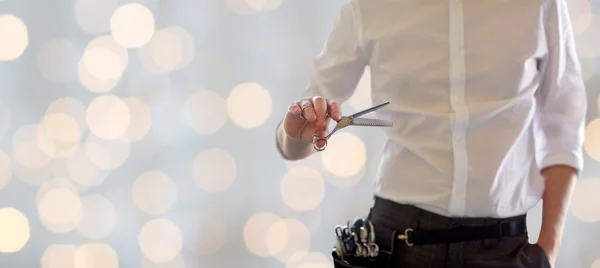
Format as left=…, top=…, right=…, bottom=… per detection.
left=534, top=0, right=588, bottom=174
left=302, top=1, right=368, bottom=102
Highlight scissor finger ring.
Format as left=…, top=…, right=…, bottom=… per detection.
left=312, top=135, right=328, bottom=151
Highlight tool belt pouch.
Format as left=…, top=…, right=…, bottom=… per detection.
left=331, top=217, right=390, bottom=268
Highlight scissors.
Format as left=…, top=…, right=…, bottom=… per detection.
left=312, top=102, right=394, bottom=151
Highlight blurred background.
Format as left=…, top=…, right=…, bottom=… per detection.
left=0, top=0, right=599, bottom=267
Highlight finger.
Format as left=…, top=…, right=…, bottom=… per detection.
left=311, top=96, right=328, bottom=127
left=287, top=103, right=303, bottom=119
left=327, top=99, right=342, bottom=121
left=298, top=99, right=316, bottom=122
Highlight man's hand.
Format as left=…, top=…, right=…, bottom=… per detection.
left=284, top=95, right=342, bottom=146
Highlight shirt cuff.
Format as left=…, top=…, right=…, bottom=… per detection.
left=537, top=152, right=583, bottom=176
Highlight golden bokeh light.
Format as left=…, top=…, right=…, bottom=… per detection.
left=0, top=207, right=30, bottom=253
left=123, top=97, right=152, bottom=142
left=584, top=118, right=600, bottom=162
left=321, top=132, right=367, bottom=177
left=37, top=38, right=80, bottom=84
left=12, top=125, right=51, bottom=169
left=110, top=3, right=155, bottom=48
left=570, top=0, right=593, bottom=35
left=578, top=14, right=600, bottom=58
left=84, top=134, right=132, bottom=170
left=184, top=90, right=228, bottom=135
left=192, top=148, right=236, bottom=193
left=36, top=178, right=80, bottom=205
left=243, top=212, right=281, bottom=257
left=0, top=100, right=10, bottom=140
left=133, top=170, right=178, bottom=215
left=82, top=47, right=125, bottom=80
left=592, top=259, right=600, bottom=268
left=37, top=187, right=83, bottom=233
left=285, top=251, right=333, bottom=268
left=227, top=82, right=272, bottom=128
left=138, top=26, right=195, bottom=74
left=0, top=149, right=12, bottom=190
left=78, top=35, right=128, bottom=93
left=73, top=243, right=119, bottom=268
left=267, top=218, right=311, bottom=263
left=85, top=95, right=131, bottom=140
left=142, top=254, right=186, bottom=268
left=45, top=98, right=88, bottom=133
left=570, top=178, right=600, bottom=223
left=12, top=159, right=56, bottom=186
left=0, top=14, right=28, bottom=61
left=347, top=67, right=372, bottom=112
left=76, top=194, right=117, bottom=239
left=75, top=0, right=120, bottom=34
left=36, top=113, right=82, bottom=159
left=280, top=166, right=325, bottom=212
left=139, top=219, right=183, bottom=263
left=41, top=244, right=77, bottom=268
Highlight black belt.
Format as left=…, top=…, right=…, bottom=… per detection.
left=374, top=215, right=527, bottom=250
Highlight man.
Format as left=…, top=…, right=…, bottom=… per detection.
left=276, top=0, right=586, bottom=267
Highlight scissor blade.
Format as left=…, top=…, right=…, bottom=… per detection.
left=351, top=118, right=393, bottom=127
left=351, top=102, right=390, bottom=118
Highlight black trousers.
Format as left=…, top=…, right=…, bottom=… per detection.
left=334, top=197, right=551, bottom=268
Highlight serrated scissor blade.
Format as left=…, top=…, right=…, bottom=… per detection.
left=351, top=118, right=393, bottom=127
left=351, top=102, right=390, bottom=118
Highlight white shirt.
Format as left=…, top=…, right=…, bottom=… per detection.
left=303, top=0, right=587, bottom=218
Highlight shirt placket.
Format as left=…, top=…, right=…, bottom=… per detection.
left=448, top=0, right=469, bottom=217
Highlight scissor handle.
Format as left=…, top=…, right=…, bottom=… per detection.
left=312, top=134, right=328, bottom=151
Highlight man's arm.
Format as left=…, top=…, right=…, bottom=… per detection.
left=533, top=0, right=587, bottom=263
left=277, top=1, right=368, bottom=160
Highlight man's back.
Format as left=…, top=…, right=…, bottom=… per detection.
left=308, top=0, right=586, bottom=218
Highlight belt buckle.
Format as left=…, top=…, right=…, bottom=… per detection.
left=397, top=228, right=414, bottom=247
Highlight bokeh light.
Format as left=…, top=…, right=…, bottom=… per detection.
left=133, top=170, right=178, bottom=215
left=73, top=244, right=119, bottom=268
left=280, top=166, right=325, bottom=212
left=139, top=219, right=183, bottom=263
left=41, top=244, right=77, bottom=268
left=192, top=148, right=236, bottom=193
left=244, top=212, right=281, bottom=257
left=12, top=125, right=51, bottom=169
left=37, top=187, right=83, bottom=233
left=65, top=147, right=111, bottom=188
left=321, top=132, right=367, bottom=177
left=267, top=218, right=311, bottom=263
left=584, top=118, right=600, bottom=162
left=110, top=3, right=155, bottom=48
left=0, top=14, right=28, bottom=61
left=184, top=90, right=228, bottom=135
left=85, top=95, right=131, bottom=140
left=0, top=207, right=30, bottom=253
left=570, top=178, right=600, bottom=223
left=138, top=26, right=195, bottom=74
left=227, top=83, right=272, bottom=128
left=78, top=35, right=128, bottom=93
left=84, top=134, right=132, bottom=170
left=285, top=252, right=333, bottom=268
left=123, top=97, right=153, bottom=142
